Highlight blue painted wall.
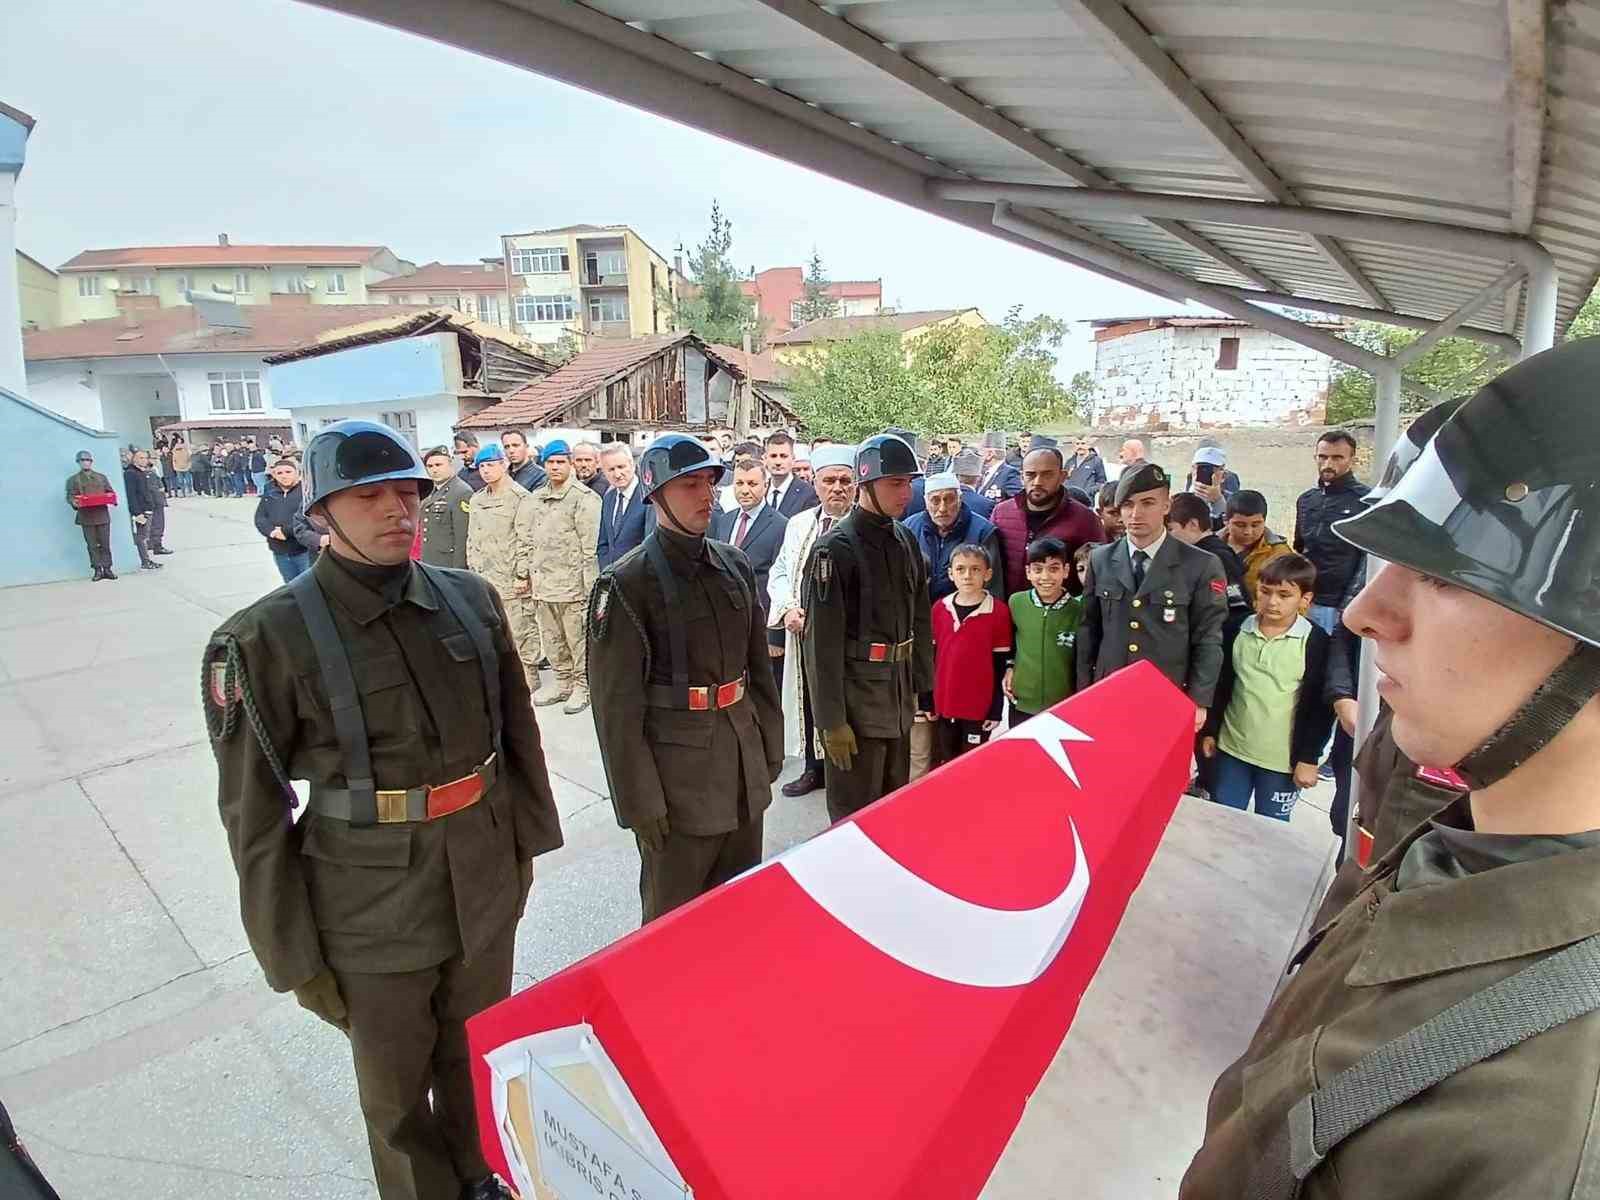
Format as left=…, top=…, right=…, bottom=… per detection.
left=0, top=109, right=28, bottom=174
left=2, top=385, right=139, bottom=587
left=268, top=332, right=452, bottom=410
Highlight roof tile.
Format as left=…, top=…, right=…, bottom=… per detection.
left=770, top=308, right=972, bottom=345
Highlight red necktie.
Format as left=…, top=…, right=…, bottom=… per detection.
left=734, top=512, right=750, bottom=548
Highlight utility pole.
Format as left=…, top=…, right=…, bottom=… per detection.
left=736, top=326, right=754, bottom=437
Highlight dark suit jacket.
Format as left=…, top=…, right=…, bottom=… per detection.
left=712, top=503, right=788, bottom=619
left=769, top=475, right=818, bottom=518
left=598, top=482, right=648, bottom=568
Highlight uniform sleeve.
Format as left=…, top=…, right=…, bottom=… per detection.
left=483, top=587, right=562, bottom=860
left=577, top=490, right=602, bottom=596
left=1077, top=553, right=1101, bottom=687
left=1186, top=556, right=1229, bottom=707
left=513, top=499, right=535, bottom=583
left=291, top=508, right=322, bottom=554
left=206, top=626, right=325, bottom=993
left=738, top=554, right=785, bottom=777
left=450, top=487, right=471, bottom=570
left=802, top=540, right=851, bottom=733
left=466, top=499, right=484, bottom=573
left=911, top=539, right=935, bottom=696
left=587, top=571, right=668, bottom=829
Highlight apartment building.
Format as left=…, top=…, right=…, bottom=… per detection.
left=17, top=250, right=58, bottom=331
left=54, top=236, right=412, bottom=325
left=366, top=259, right=512, bottom=328
left=740, top=267, right=883, bottom=335
left=499, top=224, right=678, bottom=345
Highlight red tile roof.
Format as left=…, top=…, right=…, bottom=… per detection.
left=367, top=262, right=509, bottom=292
left=705, top=342, right=793, bottom=384
left=828, top=280, right=882, bottom=298
left=769, top=308, right=974, bottom=345
left=58, top=245, right=387, bottom=271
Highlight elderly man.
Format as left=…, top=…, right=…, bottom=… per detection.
left=466, top=444, right=541, bottom=690
left=124, top=449, right=162, bottom=570
left=1118, top=438, right=1151, bottom=472
left=528, top=440, right=602, bottom=713
left=766, top=444, right=856, bottom=798
left=976, top=432, right=1023, bottom=502
left=792, top=442, right=813, bottom=484
left=572, top=440, right=609, bottom=497
left=991, top=446, right=1104, bottom=594
left=419, top=446, right=474, bottom=569
left=596, top=442, right=647, bottom=568
left=1064, top=435, right=1108, bottom=494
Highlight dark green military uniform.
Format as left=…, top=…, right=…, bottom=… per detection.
left=588, top=525, right=785, bottom=922
left=204, top=550, right=562, bottom=1200
left=419, top=473, right=474, bottom=569
left=801, top=506, right=934, bottom=822
left=1077, top=533, right=1228, bottom=707
left=65, top=466, right=115, bottom=575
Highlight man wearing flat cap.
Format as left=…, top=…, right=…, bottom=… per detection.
left=1077, top=463, right=1228, bottom=733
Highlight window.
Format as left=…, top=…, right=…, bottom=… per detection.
left=477, top=294, right=502, bottom=325
left=381, top=410, right=419, bottom=448
left=327, top=272, right=347, bottom=295
left=207, top=369, right=264, bottom=412
left=234, top=272, right=252, bottom=294
left=588, top=293, right=629, bottom=324
left=281, top=274, right=312, bottom=294
left=174, top=275, right=190, bottom=295
left=515, top=293, right=575, bottom=323
left=511, top=246, right=569, bottom=275
left=125, top=275, right=154, bottom=295
left=583, top=249, right=627, bottom=278
left=1217, top=337, right=1240, bottom=370
left=78, top=275, right=102, bottom=298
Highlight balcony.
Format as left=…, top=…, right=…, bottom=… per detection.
left=580, top=264, right=629, bottom=288
left=585, top=319, right=632, bottom=338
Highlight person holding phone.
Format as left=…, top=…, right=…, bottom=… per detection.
left=1186, top=442, right=1241, bottom=528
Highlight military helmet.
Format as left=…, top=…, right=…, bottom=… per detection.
left=302, top=419, right=433, bottom=510
left=1361, top=394, right=1470, bottom=506
left=638, top=432, right=727, bottom=502
left=855, top=433, right=922, bottom=484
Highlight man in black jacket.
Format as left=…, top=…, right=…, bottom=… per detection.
left=502, top=429, right=546, bottom=491
left=123, top=450, right=161, bottom=569
left=252, top=457, right=321, bottom=583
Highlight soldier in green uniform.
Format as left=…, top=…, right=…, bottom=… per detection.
left=1183, top=338, right=1600, bottom=1199
left=420, top=445, right=474, bottom=569
left=202, top=420, right=562, bottom=1200
left=801, top=433, right=934, bottom=822
left=64, top=449, right=117, bottom=580
left=587, top=433, right=784, bottom=923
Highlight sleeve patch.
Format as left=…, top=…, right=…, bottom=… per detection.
left=1210, top=578, right=1226, bottom=595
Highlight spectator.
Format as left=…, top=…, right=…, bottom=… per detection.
left=950, top=449, right=995, bottom=518
left=764, top=430, right=819, bottom=516
left=454, top=431, right=486, bottom=491
left=596, top=442, right=646, bottom=568
left=930, top=544, right=1011, bottom=764
left=418, top=445, right=473, bottom=569
left=1200, top=554, right=1334, bottom=821
left=207, top=442, right=226, bottom=495
left=990, top=446, right=1104, bottom=596
left=1221, top=489, right=1292, bottom=605
left=159, top=441, right=178, bottom=495
left=975, top=431, right=1023, bottom=502
left=1003, top=536, right=1084, bottom=728
left=226, top=440, right=249, bottom=498
left=717, top=429, right=735, bottom=456
left=718, top=440, right=763, bottom=512
left=1185, top=443, right=1240, bottom=528
left=1063, top=435, right=1107, bottom=495
left=572, top=440, right=609, bottom=496
left=254, top=457, right=320, bottom=582
left=123, top=449, right=161, bottom=570
left=1118, top=438, right=1150, bottom=471
left=143, top=454, right=172, bottom=556
left=248, top=440, right=268, bottom=496
left=170, top=439, right=193, bottom=496
left=526, top=440, right=602, bottom=714
left=712, top=458, right=789, bottom=690
left=1294, top=429, right=1371, bottom=631
left=1095, top=481, right=1124, bottom=541
left=1167, top=491, right=1247, bottom=614
left=792, top=442, right=812, bottom=485
left=502, top=428, right=547, bottom=491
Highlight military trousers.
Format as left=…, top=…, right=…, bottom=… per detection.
left=334, top=919, right=516, bottom=1200
left=79, top=523, right=112, bottom=570
left=535, top=600, right=587, bottom=689
left=825, top=734, right=910, bottom=823
left=499, top=591, right=543, bottom=691
left=639, top=816, right=764, bottom=924
left=908, top=718, right=935, bottom=782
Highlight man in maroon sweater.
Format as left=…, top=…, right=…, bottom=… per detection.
left=990, top=446, right=1105, bottom=592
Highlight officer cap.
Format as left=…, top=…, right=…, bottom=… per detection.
left=855, top=433, right=922, bottom=484
left=542, top=439, right=572, bottom=460
left=981, top=430, right=1006, bottom=451
left=302, top=419, right=432, bottom=510
left=473, top=443, right=506, bottom=467
left=1113, top=462, right=1171, bottom=507
left=638, top=432, right=728, bottom=501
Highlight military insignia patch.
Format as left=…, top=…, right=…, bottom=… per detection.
left=814, top=547, right=833, bottom=601
left=592, top=577, right=613, bottom=639
left=1210, top=579, right=1226, bottom=595
left=460, top=499, right=471, bottom=514
left=209, top=660, right=242, bottom=709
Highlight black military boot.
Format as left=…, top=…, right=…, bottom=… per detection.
left=91, top=567, right=104, bottom=581
left=102, top=568, right=118, bottom=580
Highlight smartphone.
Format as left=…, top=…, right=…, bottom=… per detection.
left=1195, top=462, right=1217, bottom=485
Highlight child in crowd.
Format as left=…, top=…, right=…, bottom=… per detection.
left=1095, top=482, right=1124, bottom=541
left=1004, top=537, right=1084, bottom=728
left=930, top=544, right=1012, bottom=764
left=1201, top=554, right=1335, bottom=821
left=1167, top=491, right=1249, bottom=615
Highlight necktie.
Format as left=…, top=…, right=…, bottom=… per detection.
left=613, top=491, right=624, bottom=534
left=734, top=511, right=750, bottom=547
left=1132, top=549, right=1149, bottom=590
left=821, top=515, right=833, bottom=534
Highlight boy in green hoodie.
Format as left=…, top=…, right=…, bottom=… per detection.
left=1003, top=536, right=1084, bottom=727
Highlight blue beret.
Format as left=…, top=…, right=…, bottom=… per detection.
left=474, top=444, right=506, bottom=466
left=542, top=439, right=571, bottom=460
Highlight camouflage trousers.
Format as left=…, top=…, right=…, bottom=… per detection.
left=534, top=600, right=587, bottom=689
left=498, top=590, right=543, bottom=691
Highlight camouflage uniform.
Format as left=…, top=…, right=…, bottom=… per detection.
left=466, top=480, right=541, bottom=689
left=527, top=480, right=602, bottom=709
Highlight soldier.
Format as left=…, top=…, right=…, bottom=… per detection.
left=202, top=419, right=562, bottom=1200
left=420, top=445, right=473, bottom=569
left=466, top=443, right=542, bottom=691
left=801, top=433, right=934, bottom=822
left=527, top=440, right=602, bottom=714
left=587, top=433, right=784, bottom=923
left=1077, top=463, right=1227, bottom=734
left=64, top=449, right=118, bottom=580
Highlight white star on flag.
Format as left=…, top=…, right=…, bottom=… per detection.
left=995, top=712, right=1094, bottom=788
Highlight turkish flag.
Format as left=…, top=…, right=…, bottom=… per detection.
left=470, top=661, right=1194, bottom=1199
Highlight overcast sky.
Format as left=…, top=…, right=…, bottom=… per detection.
left=4, top=0, right=1189, bottom=374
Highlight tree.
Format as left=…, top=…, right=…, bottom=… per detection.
left=787, top=330, right=920, bottom=440
left=1568, top=284, right=1600, bottom=341
left=1324, top=322, right=1506, bottom=424
left=545, top=330, right=582, bottom=366
left=660, top=200, right=764, bottom=348
left=790, top=249, right=840, bottom=327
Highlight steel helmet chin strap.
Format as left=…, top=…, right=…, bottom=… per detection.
left=1452, top=643, right=1600, bottom=790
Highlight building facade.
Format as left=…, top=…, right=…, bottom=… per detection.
left=499, top=224, right=679, bottom=346
left=366, top=260, right=513, bottom=329
left=0, top=100, right=33, bottom=397
left=739, top=267, right=882, bottom=335
left=768, top=307, right=985, bottom=368
left=17, top=250, right=58, bottom=331
left=1089, top=317, right=1341, bottom=428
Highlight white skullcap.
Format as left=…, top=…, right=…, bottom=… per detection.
left=924, top=471, right=961, bottom=493
left=811, top=444, right=857, bottom=472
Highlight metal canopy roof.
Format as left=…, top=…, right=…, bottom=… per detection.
left=310, top=0, right=1600, bottom=348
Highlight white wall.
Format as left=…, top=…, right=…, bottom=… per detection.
left=281, top=395, right=460, bottom=453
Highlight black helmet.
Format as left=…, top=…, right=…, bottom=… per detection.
left=1362, top=394, right=1471, bottom=506
left=302, top=419, right=432, bottom=510
left=638, top=432, right=727, bottom=502
left=855, top=433, right=922, bottom=484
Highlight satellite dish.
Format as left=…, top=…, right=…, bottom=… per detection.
left=302, top=277, right=318, bottom=290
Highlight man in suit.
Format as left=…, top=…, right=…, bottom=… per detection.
left=975, top=431, right=1023, bottom=504
left=597, top=442, right=647, bottom=568
left=712, top=459, right=789, bottom=691
left=764, top=430, right=819, bottom=517
left=1077, top=463, right=1229, bottom=736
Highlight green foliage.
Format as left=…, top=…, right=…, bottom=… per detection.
left=1568, top=285, right=1600, bottom=341
left=789, top=307, right=1088, bottom=440
left=1325, top=322, right=1506, bottom=424
left=791, top=249, right=840, bottom=327
left=546, top=330, right=582, bottom=366
left=660, top=199, right=764, bottom=349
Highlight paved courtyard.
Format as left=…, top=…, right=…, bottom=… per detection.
left=0, top=497, right=1332, bottom=1198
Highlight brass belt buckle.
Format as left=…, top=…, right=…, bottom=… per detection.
left=376, top=790, right=410, bottom=823
left=688, top=686, right=711, bottom=711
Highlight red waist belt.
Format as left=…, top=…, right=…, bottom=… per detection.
left=73, top=491, right=118, bottom=509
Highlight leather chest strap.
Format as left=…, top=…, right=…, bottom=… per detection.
left=290, top=571, right=378, bottom=828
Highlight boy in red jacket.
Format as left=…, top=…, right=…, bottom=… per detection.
left=930, top=544, right=1013, bottom=764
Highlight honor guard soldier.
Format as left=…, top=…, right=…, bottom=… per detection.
left=1078, top=462, right=1228, bottom=732
left=802, top=433, right=934, bottom=822
left=587, top=433, right=784, bottom=924
left=65, top=448, right=118, bottom=580
left=420, top=444, right=475, bottom=569
left=202, top=420, right=563, bottom=1200
left=1183, top=339, right=1600, bottom=1200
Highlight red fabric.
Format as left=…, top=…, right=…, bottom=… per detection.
left=468, top=663, right=1192, bottom=1200
left=409, top=523, right=422, bottom=561
left=990, top=494, right=1104, bottom=595
left=931, top=595, right=1012, bottom=720
left=70, top=491, right=118, bottom=509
